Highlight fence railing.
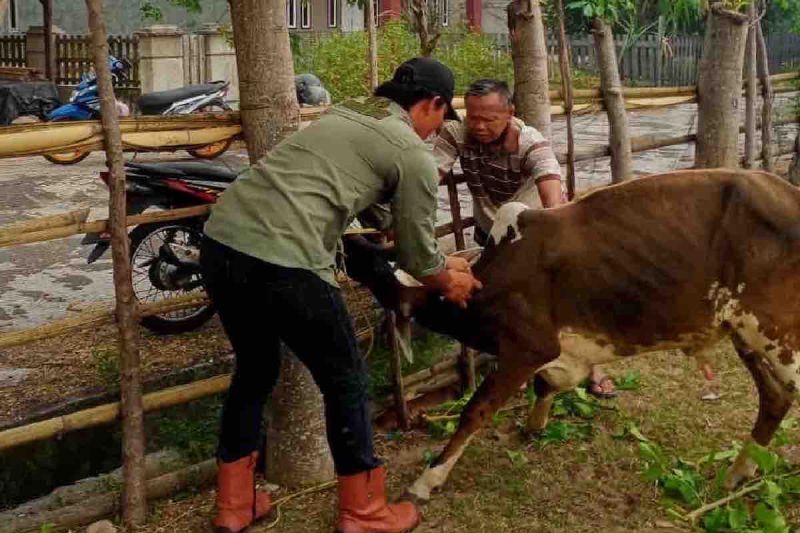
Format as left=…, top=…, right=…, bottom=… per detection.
left=0, top=34, right=25, bottom=68
left=55, top=34, right=140, bottom=90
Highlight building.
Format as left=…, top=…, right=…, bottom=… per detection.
left=1, top=0, right=481, bottom=35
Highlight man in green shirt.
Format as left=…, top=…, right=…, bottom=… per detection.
left=201, top=58, right=482, bottom=533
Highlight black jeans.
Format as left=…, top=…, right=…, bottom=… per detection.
left=200, top=237, right=381, bottom=476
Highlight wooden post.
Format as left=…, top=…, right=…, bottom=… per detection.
left=744, top=3, right=757, bottom=169
left=755, top=21, right=774, bottom=172
left=555, top=0, right=576, bottom=200
left=385, top=311, right=411, bottom=429
left=366, top=0, right=378, bottom=90
left=41, top=0, right=53, bottom=80
left=444, top=170, right=476, bottom=392
left=592, top=17, right=632, bottom=183
left=84, top=0, right=146, bottom=526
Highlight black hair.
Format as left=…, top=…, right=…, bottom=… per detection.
left=373, top=80, right=445, bottom=111
left=465, top=79, right=513, bottom=106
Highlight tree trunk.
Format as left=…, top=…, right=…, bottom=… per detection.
left=227, top=0, right=332, bottom=488
left=85, top=0, right=146, bottom=526
left=409, top=0, right=440, bottom=57
left=755, top=20, right=774, bottom=172
left=265, top=350, right=334, bottom=486
left=41, top=0, right=54, bottom=80
left=228, top=0, right=299, bottom=162
left=592, top=17, right=632, bottom=183
left=555, top=0, right=575, bottom=199
left=507, top=0, right=551, bottom=137
left=695, top=3, right=749, bottom=169
left=744, top=3, right=757, bottom=169
left=366, top=0, right=378, bottom=90
left=790, top=133, right=800, bottom=186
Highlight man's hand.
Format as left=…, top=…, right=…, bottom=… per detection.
left=420, top=268, right=483, bottom=308
left=445, top=255, right=471, bottom=274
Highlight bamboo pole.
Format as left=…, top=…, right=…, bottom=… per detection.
left=0, top=292, right=207, bottom=349
left=0, top=375, right=231, bottom=452
left=555, top=0, right=576, bottom=200
left=0, top=205, right=379, bottom=250
left=756, top=21, right=775, bottom=172
left=85, top=1, right=146, bottom=523
left=0, top=209, right=89, bottom=240
left=385, top=311, right=411, bottom=430
left=744, top=3, right=758, bottom=168
left=554, top=116, right=799, bottom=164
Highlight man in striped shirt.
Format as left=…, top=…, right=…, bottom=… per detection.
left=433, top=78, right=617, bottom=398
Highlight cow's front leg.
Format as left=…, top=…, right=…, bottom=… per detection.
left=406, top=324, right=559, bottom=502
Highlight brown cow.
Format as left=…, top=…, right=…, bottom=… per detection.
left=406, top=168, right=800, bottom=501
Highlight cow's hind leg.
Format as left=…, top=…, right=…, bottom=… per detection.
left=726, top=332, right=795, bottom=489
left=406, top=323, right=559, bottom=502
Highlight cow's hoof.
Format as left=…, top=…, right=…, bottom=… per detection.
left=724, top=455, right=758, bottom=490
left=403, top=487, right=430, bottom=505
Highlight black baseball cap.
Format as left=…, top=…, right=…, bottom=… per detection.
left=391, top=57, right=460, bottom=121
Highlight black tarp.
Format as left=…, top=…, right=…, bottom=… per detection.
left=0, top=81, right=61, bottom=126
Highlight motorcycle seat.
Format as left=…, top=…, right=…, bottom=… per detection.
left=125, top=161, right=238, bottom=182
left=136, top=82, right=226, bottom=115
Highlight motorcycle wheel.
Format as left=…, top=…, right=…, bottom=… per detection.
left=186, top=104, right=234, bottom=160
left=42, top=116, right=91, bottom=165
left=129, top=221, right=216, bottom=334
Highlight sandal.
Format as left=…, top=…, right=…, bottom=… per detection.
left=588, top=376, right=618, bottom=399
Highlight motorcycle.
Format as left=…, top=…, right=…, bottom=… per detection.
left=45, top=56, right=233, bottom=165
left=83, top=160, right=235, bottom=334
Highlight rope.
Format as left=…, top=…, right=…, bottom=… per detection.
left=261, top=480, right=338, bottom=530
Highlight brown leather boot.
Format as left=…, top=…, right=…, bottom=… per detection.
left=213, top=452, right=272, bottom=533
left=335, top=466, right=421, bottom=533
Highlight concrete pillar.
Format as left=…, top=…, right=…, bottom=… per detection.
left=198, top=23, right=239, bottom=108
left=25, top=24, right=63, bottom=78
left=134, top=25, right=185, bottom=94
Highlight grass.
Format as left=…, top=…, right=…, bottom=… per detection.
left=140, top=338, right=800, bottom=532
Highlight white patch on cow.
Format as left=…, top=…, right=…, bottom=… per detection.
left=707, top=282, right=800, bottom=395
left=407, top=437, right=473, bottom=501
left=737, top=283, right=746, bottom=295
left=394, top=269, right=424, bottom=288
left=488, top=202, right=528, bottom=246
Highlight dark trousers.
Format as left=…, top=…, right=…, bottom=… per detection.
left=200, top=237, right=381, bottom=476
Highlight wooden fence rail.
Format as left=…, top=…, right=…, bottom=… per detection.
left=0, top=33, right=25, bottom=67
left=55, top=33, right=140, bottom=90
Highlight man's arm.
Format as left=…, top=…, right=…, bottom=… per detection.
left=516, top=127, right=565, bottom=208
left=390, top=148, right=481, bottom=306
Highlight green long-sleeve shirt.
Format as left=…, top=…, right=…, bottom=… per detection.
left=204, top=97, right=446, bottom=286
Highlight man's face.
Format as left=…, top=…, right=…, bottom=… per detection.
left=465, top=92, right=514, bottom=144
left=412, top=97, right=448, bottom=140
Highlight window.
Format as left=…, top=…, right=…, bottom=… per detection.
left=301, top=0, right=312, bottom=29
left=328, top=0, right=338, bottom=28
left=430, top=0, right=447, bottom=27
left=286, top=0, right=297, bottom=29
